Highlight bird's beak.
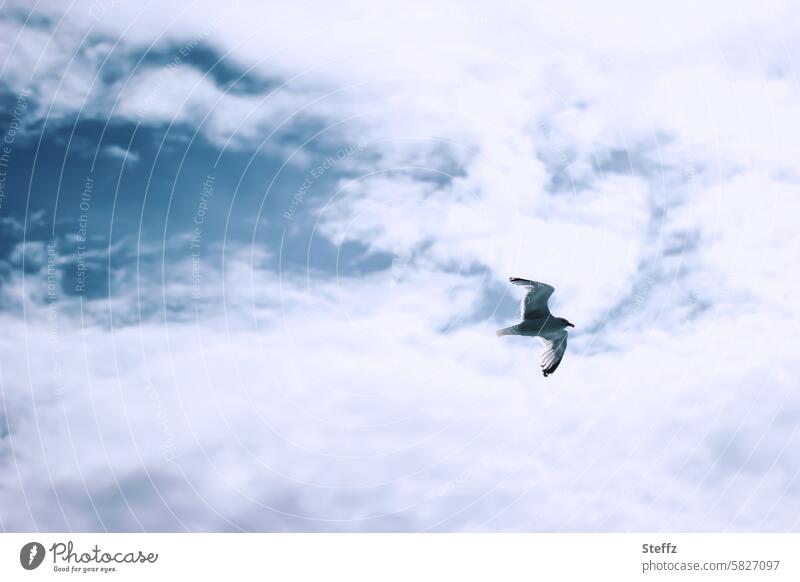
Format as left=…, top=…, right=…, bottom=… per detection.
left=568, top=322, right=575, bottom=327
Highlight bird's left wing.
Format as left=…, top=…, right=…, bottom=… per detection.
left=538, top=330, right=568, bottom=377
left=510, top=277, right=555, bottom=320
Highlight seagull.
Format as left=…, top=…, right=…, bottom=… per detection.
left=496, top=277, right=574, bottom=377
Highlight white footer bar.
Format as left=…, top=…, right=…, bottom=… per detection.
left=1, top=533, right=797, bottom=581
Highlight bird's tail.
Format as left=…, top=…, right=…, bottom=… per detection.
left=496, top=326, right=517, bottom=337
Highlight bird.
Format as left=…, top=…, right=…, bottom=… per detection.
left=496, top=277, right=574, bottom=377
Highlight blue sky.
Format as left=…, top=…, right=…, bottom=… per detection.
left=1, top=0, right=799, bottom=531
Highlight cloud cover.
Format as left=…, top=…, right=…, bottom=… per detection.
left=0, top=0, right=799, bottom=531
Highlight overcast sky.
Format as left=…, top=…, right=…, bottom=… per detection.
left=1, top=0, right=799, bottom=532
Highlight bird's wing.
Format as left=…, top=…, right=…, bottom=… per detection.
left=538, top=330, right=568, bottom=377
left=510, top=277, right=555, bottom=320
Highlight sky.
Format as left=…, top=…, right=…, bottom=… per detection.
left=1, top=0, right=799, bottom=532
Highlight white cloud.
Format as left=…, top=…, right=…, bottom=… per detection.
left=103, top=144, right=139, bottom=166
left=1, top=0, right=800, bottom=532
left=1, top=263, right=798, bottom=531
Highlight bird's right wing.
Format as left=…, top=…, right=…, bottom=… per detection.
left=510, top=277, right=555, bottom=320
left=538, top=330, right=568, bottom=377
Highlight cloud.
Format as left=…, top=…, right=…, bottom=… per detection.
left=103, top=144, right=139, bottom=166
left=1, top=263, right=798, bottom=531
left=1, top=0, right=800, bottom=532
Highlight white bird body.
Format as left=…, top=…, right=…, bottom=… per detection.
left=496, top=277, right=573, bottom=377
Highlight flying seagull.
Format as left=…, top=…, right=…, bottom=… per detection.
left=496, top=277, right=574, bottom=377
